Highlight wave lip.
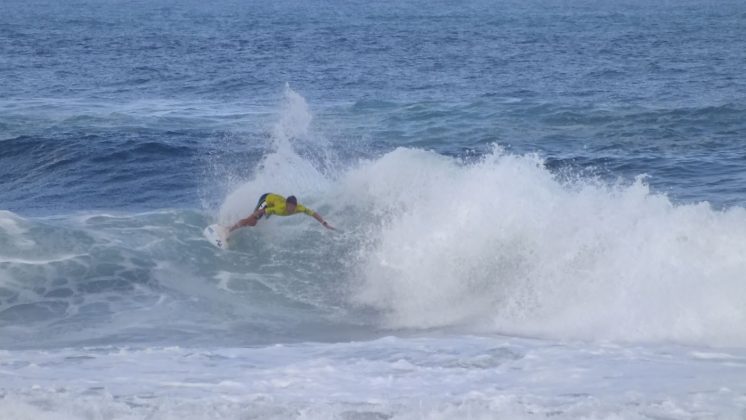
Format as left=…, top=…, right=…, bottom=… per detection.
left=342, top=146, right=746, bottom=348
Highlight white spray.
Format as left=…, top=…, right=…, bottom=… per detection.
left=338, top=146, right=746, bottom=347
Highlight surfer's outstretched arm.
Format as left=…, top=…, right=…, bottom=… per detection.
left=310, top=211, right=335, bottom=230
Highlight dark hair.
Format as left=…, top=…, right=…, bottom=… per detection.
left=286, top=195, right=297, bottom=205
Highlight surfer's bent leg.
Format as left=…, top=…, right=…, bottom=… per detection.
left=230, top=194, right=270, bottom=232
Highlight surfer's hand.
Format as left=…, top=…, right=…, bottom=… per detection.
left=322, top=221, right=335, bottom=230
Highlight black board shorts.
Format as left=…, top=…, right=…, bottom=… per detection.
left=254, top=193, right=270, bottom=219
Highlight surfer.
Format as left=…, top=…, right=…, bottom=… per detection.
left=229, top=193, right=335, bottom=232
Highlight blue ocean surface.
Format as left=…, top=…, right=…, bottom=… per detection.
left=2, top=0, right=746, bottom=418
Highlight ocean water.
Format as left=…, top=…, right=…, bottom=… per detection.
left=2, top=0, right=746, bottom=418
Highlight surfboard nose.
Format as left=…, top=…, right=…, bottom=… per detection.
left=203, top=224, right=229, bottom=250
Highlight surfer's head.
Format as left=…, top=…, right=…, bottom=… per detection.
left=286, top=195, right=298, bottom=213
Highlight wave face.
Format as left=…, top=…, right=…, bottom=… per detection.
left=2, top=87, right=746, bottom=350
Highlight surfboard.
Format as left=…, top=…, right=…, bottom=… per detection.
left=203, top=224, right=230, bottom=250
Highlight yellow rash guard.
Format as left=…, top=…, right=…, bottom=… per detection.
left=256, top=193, right=315, bottom=217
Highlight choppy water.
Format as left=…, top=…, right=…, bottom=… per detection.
left=2, top=0, right=746, bottom=418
